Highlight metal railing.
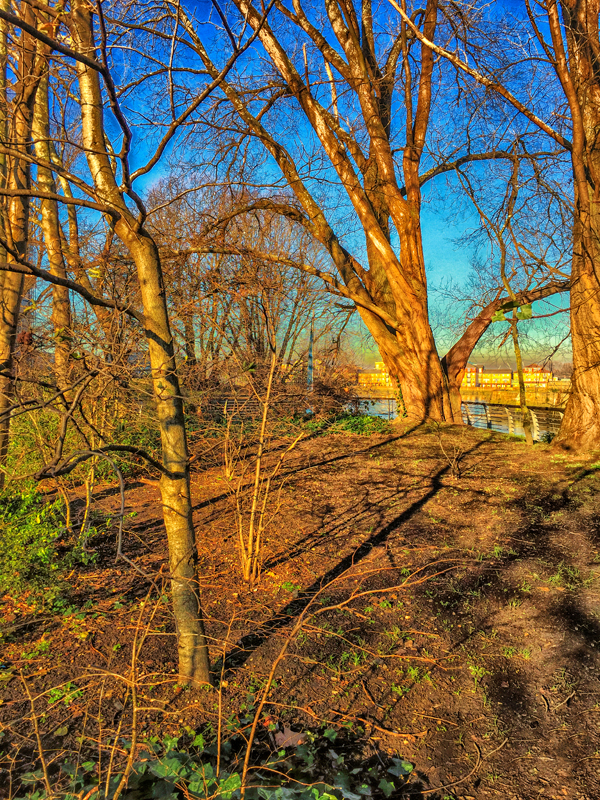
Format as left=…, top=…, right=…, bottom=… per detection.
left=356, top=396, right=565, bottom=440
left=194, top=391, right=564, bottom=440
left=461, top=401, right=564, bottom=440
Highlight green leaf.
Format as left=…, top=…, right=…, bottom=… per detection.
left=296, top=744, right=315, bottom=766
left=378, top=778, right=395, bottom=798
left=219, top=771, right=242, bottom=798
left=192, top=733, right=205, bottom=749
left=388, top=758, right=413, bottom=777
left=323, top=728, right=338, bottom=742
left=333, top=770, right=362, bottom=800
left=189, top=778, right=216, bottom=796
left=516, top=303, right=532, bottom=320
left=491, top=309, right=507, bottom=323
left=55, top=725, right=69, bottom=737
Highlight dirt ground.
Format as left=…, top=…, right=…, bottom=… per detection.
left=1, top=423, right=600, bottom=799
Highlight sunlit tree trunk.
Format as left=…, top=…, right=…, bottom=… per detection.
left=510, top=313, right=533, bottom=445
left=33, top=72, right=72, bottom=393
left=551, top=0, right=600, bottom=449
left=70, top=0, right=210, bottom=683
left=0, top=6, right=39, bottom=488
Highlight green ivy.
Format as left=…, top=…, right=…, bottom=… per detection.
left=14, top=727, right=414, bottom=800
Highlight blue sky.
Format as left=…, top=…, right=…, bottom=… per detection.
left=111, top=0, right=572, bottom=370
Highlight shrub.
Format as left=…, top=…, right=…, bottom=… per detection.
left=306, top=412, right=392, bottom=436
left=0, top=487, right=66, bottom=599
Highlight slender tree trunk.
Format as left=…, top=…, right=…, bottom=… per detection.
left=33, top=72, right=72, bottom=393
left=70, top=0, right=210, bottom=683
left=510, top=314, right=533, bottom=445
left=0, top=7, right=39, bottom=488
left=124, top=232, right=210, bottom=684
left=182, top=313, right=197, bottom=366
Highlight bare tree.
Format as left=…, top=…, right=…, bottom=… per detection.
left=392, top=0, right=600, bottom=448
left=0, top=2, right=43, bottom=489
left=0, top=0, right=269, bottom=683
left=158, top=0, right=571, bottom=423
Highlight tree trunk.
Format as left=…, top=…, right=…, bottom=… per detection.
left=549, top=0, right=600, bottom=450
left=182, top=312, right=197, bottom=366
left=69, top=0, right=211, bottom=684
left=33, top=72, right=72, bottom=393
left=0, top=7, right=39, bottom=488
left=511, top=314, right=533, bottom=445
left=121, top=231, right=211, bottom=684
left=358, top=301, right=454, bottom=422
left=554, top=212, right=600, bottom=448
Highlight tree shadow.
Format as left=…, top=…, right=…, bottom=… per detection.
left=216, top=436, right=490, bottom=675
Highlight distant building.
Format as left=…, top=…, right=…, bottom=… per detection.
left=358, top=360, right=562, bottom=393
left=357, top=364, right=393, bottom=388
left=479, top=371, right=513, bottom=388
left=459, top=361, right=560, bottom=390
left=462, top=364, right=483, bottom=387
left=517, top=363, right=553, bottom=389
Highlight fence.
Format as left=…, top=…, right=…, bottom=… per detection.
left=460, top=401, right=563, bottom=440
left=357, top=396, right=564, bottom=440
left=195, top=388, right=357, bottom=422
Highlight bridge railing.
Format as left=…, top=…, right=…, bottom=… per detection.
left=461, top=401, right=564, bottom=440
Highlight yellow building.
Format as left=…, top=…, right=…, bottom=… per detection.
left=479, top=371, right=513, bottom=388
left=358, top=363, right=393, bottom=387
left=461, top=364, right=483, bottom=387
left=516, top=363, right=553, bottom=388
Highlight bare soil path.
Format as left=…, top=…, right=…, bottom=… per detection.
left=1, top=424, right=599, bottom=799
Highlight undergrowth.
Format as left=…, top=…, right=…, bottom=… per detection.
left=305, top=412, right=392, bottom=436
left=0, top=487, right=93, bottom=605
left=14, top=724, right=414, bottom=800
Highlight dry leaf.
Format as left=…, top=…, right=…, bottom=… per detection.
left=274, top=725, right=307, bottom=748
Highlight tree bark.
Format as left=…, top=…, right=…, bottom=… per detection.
left=0, top=5, right=39, bottom=488
left=510, top=313, right=533, bottom=445
left=33, top=72, right=72, bottom=393
left=69, top=0, right=210, bottom=684
left=551, top=0, right=600, bottom=449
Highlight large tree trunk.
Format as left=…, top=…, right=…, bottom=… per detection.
left=555, top=211, right=600, bottom=448
left=550, top=0, right=600, bottom=450
left=357, top=302, right=454, bottom=421
left=70, top=0, right=210, bottom=684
